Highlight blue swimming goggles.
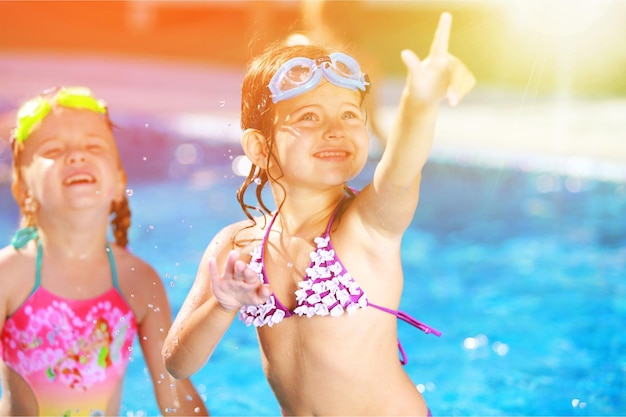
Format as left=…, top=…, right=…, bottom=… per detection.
left=269, top=52, right=369, bottom=104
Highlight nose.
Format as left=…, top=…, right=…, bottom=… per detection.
left=66, top=147, right=87, bottom=165
left=323, top=118, right=347, bottom=141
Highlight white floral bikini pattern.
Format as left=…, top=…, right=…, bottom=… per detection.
left=239, top=235, right=368, bottom=327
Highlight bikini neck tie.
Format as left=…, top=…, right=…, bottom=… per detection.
left=11, top=226, right=38, bottom=249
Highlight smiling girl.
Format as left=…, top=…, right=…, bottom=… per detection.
left=0, top=86, right=207, bottom=416
left=164, top=13, right=475, bottom=416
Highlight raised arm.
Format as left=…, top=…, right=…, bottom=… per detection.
left=162, top=226, right=270, bottom=379
left=360, top=12, right=475, bottom=234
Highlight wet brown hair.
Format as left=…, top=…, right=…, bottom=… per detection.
left=237, top=42, right=366, bottom=224
left=10, top=89, right=132, bottom=248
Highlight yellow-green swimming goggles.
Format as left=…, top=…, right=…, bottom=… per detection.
left=13, top=86, right=108, bottom=144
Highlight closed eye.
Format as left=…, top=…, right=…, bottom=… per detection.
left=38, top=141, right=64, bottom=159
left=41, top=147, right=63, bottom=159
left=86, top=143, right=106, bottom=152
left=85, top=136, right=112, bottom=153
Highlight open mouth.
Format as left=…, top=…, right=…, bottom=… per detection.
left=63, top=173, right=96, bottom=185
left=314, top=151, right=349, bottom=158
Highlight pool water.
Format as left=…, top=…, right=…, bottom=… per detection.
left=1, top=124, right=624, bottom=416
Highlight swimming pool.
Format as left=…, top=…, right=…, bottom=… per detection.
left=1, top=118, right=624, bottom=416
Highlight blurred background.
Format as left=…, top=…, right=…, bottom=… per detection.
left=1, top=0, right=626, bottom=167
left=2, top=0, right=626, bottom=93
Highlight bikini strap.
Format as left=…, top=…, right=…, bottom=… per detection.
left=260, top=212, right=279, bottom=265
left=34, top=239, right=43, bottom=290
left=33, top=241, right=120, bottom=293
left=324, top=193, right=354, bottom=234
left=368, top=302, right=442, bottom=365
left=105, top=243, right=121, bottom=292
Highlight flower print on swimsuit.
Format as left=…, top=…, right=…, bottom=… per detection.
left=1, top=294, right=136, bottom=390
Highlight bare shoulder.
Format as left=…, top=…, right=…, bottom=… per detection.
left=205, top=217, right=264, bottom=262
left=0, top=243, right=37, bottom=317
left=107, top=244, right=168, bottom=321
left=0, top=244, right=21, bottom=265
left=109, top=243, right=159, bottom=282
left=108, top=244, right=161, bottom=296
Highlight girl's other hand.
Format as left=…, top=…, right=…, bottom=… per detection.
left=208, top=250, right=271, bottom=312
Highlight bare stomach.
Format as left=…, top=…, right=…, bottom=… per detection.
left=258, top=314, right=430, bottom=416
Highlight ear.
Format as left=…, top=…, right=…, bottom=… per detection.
left=241, top=128, right=269, bottom=169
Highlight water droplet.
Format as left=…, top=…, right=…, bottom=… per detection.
left=126, top=189, right=134, bottom=197
left=142, top=156, right=147, bottom=161
left=219, top=100, right=226, bottom=107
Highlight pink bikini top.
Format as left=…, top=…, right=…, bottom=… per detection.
left=0, top=241, right=138, bottom=416
left=238, top=203, right=441, bottom=364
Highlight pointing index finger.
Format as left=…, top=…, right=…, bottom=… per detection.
left=429, top=12, right=452, bottom=59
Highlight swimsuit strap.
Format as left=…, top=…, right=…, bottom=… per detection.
left=369, top=302, right=442, bottom=336
left=105, top=243, right=121, bottom=292
left=259, top=212, right=280, bottom=277
left=35, top=241, right=121, bottom=293
left=368, top=302, right=442, bottom=365
left=324, top=200, right=346, bottom=235
left=34, top=239, right=44, bottom=293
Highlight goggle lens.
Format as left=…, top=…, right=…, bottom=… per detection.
left=269, top=52, right=368, bottom=104
left=281, top=63, right=316, bottom=90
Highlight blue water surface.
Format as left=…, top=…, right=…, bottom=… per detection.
left=1, top=120, right=624, bottom=416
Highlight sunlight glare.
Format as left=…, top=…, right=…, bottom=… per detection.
left=509, top=0, right=613, bottom=38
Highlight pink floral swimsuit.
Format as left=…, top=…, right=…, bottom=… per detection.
left=239, top=203, right=441, bottom=364
left=0, top=242, right=138, bottom=416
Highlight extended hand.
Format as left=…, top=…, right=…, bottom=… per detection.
left=208, top=250, right=271, bottom=312
left=401, top=12, right=476, bottom=107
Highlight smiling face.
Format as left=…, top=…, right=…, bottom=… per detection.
left=268, top=80, right=369, bottom=193
left=13, top=106, right=125, bottom=223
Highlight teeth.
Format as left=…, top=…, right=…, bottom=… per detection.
left=64, top=174, right=95, bottom=185
left=317, top=151, right=347, bottom=158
